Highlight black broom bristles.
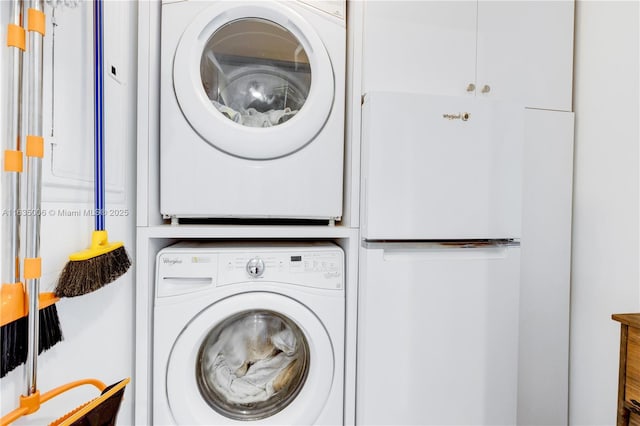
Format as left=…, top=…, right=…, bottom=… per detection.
left=54, top=246, right=131, bottom=298
left=1, top=303, right=64, bottom=378
left=39, top=301, right=64, bottom=351
left=1, top=315, right=27, bottom=377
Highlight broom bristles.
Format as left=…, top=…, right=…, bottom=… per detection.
left=0, top=316, right=27, bottom=377
left=39, top=302, right=64, bottom=352
left=0, top=304, right=64, bottom=378
left=54, top=246, right=131, bottom=298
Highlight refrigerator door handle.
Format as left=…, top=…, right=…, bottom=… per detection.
left=362, top=240, right=520, bottom=261
left=362, top=239, right=520, bottom=250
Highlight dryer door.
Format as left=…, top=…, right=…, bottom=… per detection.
left=173, top=2, right=334, bottom=160
left=166, top=291, right=335, bottom=425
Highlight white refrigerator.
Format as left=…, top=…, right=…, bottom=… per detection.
left=357, top=92, right=524, bottom=425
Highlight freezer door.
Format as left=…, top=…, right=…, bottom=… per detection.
left=356, top=242, right=520, bottom=425
left=361, top=92, right=523, bottom=240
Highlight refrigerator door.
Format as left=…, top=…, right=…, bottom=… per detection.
left=356, top=242, right=520, bottom=426
left=361, top=92, right=524, bottom=240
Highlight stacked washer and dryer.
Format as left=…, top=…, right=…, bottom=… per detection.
left=155, top=1, right=347, bottom=425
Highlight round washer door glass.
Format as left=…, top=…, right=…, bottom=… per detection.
left=173, top=2, right=335, bottom=160
left=201, top=19, right=311, bottom=128
left=166, top=292, right=335, bottom=425
left=196, top=310, right=310, bottom=420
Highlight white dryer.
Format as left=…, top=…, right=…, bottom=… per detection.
left=160, top=1, right=346, bottom=221
left=153, top=242, right=345, bottom=425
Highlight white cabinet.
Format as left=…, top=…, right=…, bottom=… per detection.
left=361, top=1, right=574, bottom=111
left=476, top=1, right=575, bottom=111
left=361, top=1, right=477, bottom=99
left=518, top=108, right=574, bottom=425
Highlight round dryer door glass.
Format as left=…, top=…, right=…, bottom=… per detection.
left=196, top=310, right=310, bottom=420
left=173, top=2, right=335, bottom=159
left=200, top=18, right=312, bottom=128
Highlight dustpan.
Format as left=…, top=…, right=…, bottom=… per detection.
left=49, top=378, right=130, bottom=426
left=0, top=378, right=130, bottom=426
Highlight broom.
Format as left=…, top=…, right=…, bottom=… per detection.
left=1, top=289, right=63, bottom=378
left=54, top=0, right=130, bottom=297
left=1, top=0, right=63, bottom=377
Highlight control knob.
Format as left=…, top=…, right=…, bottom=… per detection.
left=246, top=257, right=265, bottom=278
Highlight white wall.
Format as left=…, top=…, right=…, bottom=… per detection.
left=570, top=1, right=640, bottom=425
left=0, top=1, right=137, bottom=424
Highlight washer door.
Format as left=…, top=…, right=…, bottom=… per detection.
left=173, top=2, right=334, bottom=160
left=166, top=292, right=335, bottom=425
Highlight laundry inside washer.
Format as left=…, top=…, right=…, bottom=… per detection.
left=196, top=310, right=310, bottom=420
left=200, top=18, right=311, bottom=127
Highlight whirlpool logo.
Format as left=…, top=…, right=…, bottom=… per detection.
left=442, top=112, right=471, bottom=121
left=162, top=257, right=183, bottom=265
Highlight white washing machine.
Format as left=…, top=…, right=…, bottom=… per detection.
left=153, top=242, right=345, bottom=425
left=160, top=1, right=346, bottom=221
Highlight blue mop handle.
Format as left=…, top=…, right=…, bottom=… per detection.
left=94, top=0, right=105, bottom=231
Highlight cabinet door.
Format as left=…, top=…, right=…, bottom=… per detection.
left=361, top=1, right=477, bottom=97
left=476, top=0, right=574, bottom=111
left=518, top=109, right=574, bottom=425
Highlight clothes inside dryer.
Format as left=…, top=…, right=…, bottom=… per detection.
left=196, top=310, right=310, bottom=421
left=200, top=18, right=311, bottom=128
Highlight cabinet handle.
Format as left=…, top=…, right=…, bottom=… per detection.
left=466, top=83, right=476, bottom=92
left=481, top=84, right=491, bottom=94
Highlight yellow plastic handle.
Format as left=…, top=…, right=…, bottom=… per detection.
left=68, top=231, right=124, bottom=261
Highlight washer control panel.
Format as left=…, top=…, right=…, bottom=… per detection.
left=218, top=250, right=344, bottom=290
left=157, top=245, right=345, bottom=297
